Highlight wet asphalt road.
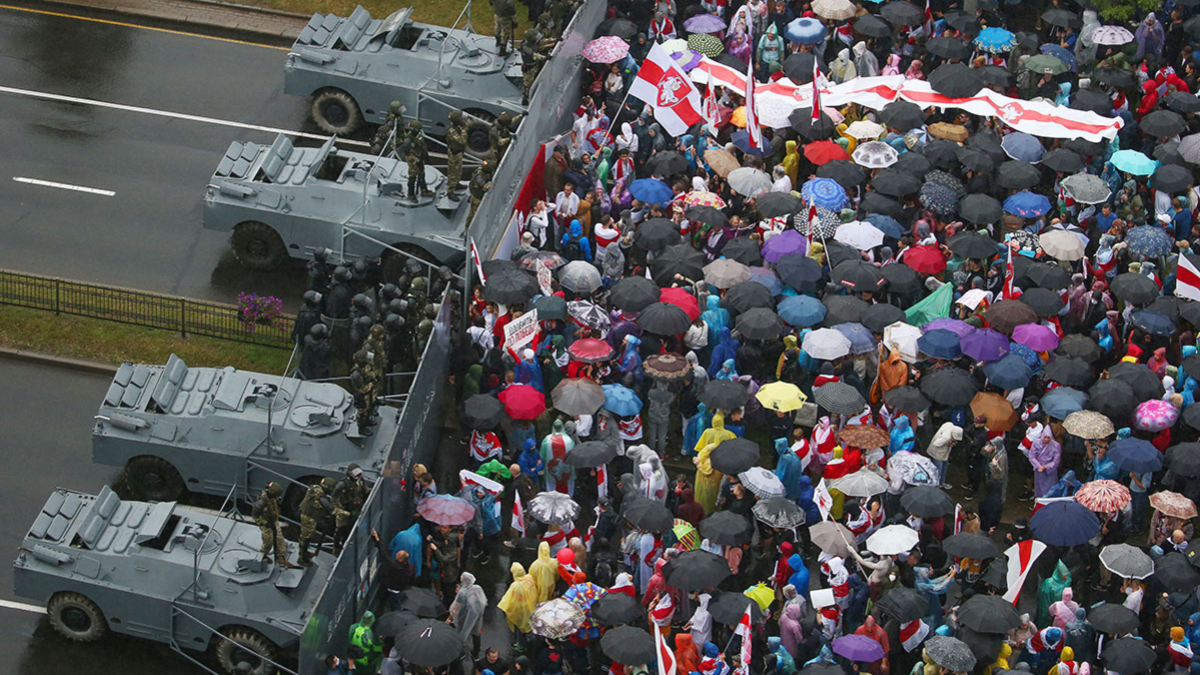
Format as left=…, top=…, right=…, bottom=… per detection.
left=0, top=5, right=314, bottom=307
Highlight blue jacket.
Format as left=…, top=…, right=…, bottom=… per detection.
left=560, top=220, right=592, bottom=261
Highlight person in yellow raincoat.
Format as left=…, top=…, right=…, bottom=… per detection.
left=693, top=412, right=735, bottom=514
left=497, top=562, right=538, bottom=651
left=528, top=541, right=559, bottom=603
left=780, top=140, right=800, bottom=187
left=835, top=123, right=857, bottom=154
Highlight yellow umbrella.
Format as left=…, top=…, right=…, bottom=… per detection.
left=755, top=382, right=807, bottom=412
left=730, top=106, right=747, bottom=128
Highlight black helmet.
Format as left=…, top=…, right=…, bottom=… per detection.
left=405, top=258, right=424, bottom=276
left=266, top=482, right=284, bottom=498
left=309, top=323, right=329, bottom=339
left=334, top=266, right=351, bottom=281
left=352, top=260, right=368, bottom=276
left=381, top=283, right=398, bottom=300
left=303, top=290, right=322, bottom=305
left=313, top=247, right=330, bottom=262
left=389, top=299, right=406, bottom=315
left=385, top=313, right=405, bottom=331
left=425, top=303, right=438, bottom=319
left=353, top=294, right=371, bottom=309
left=354, top=350, right=371, bottom=365
left=409, top=120, right=422, bottom=132
left=438, top=265, right=453, bottom=280
left=355, top=315, right=374, bottom=330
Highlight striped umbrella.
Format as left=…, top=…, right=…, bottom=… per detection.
left=1074, top=479, right=1131, bottom=513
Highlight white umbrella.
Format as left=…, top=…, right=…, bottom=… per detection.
left=529, top=491, right=580, bottom=526
left=887, top=451, right=940, bottom=487
left=852, top=141, right=899, bottom=169
left=1091, top=25, right=1134, bottom=45
left=813, top=0, right=856, bottom=20
left=558, top=261, right=602, bottom=294
left=738, top=467, right=785, bottom=498
left=1040, top=229, right=1086, bottom=261
left=830, top=469, right=890, bottom=497
left=1100, top=543, right=1155, bottom=579
left=883, top=321, right=922, bottom=364
left=728, top=167, right=773, bottom=197
left=803, top=328, right=853, bottom=360
left=866, top=524, right=920, bottom=556
left=1061, top=173, right=1112, bottom=204
left=843, top=120, right=886, bottom=140
left=835, top=221, right=886, bottom=250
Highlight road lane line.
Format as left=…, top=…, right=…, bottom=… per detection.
left=0, top=4, right=289, bottom=50
left=0, top=84, right=370, bottom=147
left=0, top=599, right=44, bottom=614
left=14, top=176, right=116, bottom=196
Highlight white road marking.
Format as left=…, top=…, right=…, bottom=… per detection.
left=14, top=176, right=116, bottom=196
left=0, top=599, right=45, bottom=614
left=0, top=84, right=370, bottom=147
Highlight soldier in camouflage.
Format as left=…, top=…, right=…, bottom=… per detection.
left=493, top=0, right=516, bottom=56
left=350, top=350, right=378, bottom=436
left=466, top=156, right=494, bottom=225
left=405, top=120, right=432, bottom=203
left=332, top=464, right=368, bottom=555
left=297, top=477, right=348, bottom=566
left=521, top=30, right=548, bottom=105
left=366, top=324, right=389, bottom=396
left=490, top=112, right=514, bottom=161
left=372, top=101, right=406, bottom=158
left=445, top=110, right=468, bottom=201
left=251, top=482, right=294, bottom=568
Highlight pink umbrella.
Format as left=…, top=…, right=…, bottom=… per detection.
left=1011, top=323, right=1059, bottom=352
left=1134, top=398, right=1178, bottom=432
left=582, top=36, right=630, bottom=63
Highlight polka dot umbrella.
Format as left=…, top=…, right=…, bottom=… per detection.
left=687, top=33, right=724, bottom=57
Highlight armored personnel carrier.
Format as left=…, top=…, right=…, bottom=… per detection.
left=202, top=133, right=465, bottom=273
left=14, top=486, right=325, bottom=674
left=284, top=5, right=525, bottom=151
left=93, top=354, right=399, bottom=514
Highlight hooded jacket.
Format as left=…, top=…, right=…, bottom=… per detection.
left=560, top=219, right=593, bottom=261
left=676, top=487, right=706, bottom=526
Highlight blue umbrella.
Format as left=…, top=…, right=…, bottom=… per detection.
left=1001, top=132, right=1045, bottom=163
left=1029, top=500, right=1101, bottom=547
left=1041, top=387, right=1087, bottom=419
left=602, top=384, right=643, bottom=416
left=919, top=182, right=958, bottom=217
left=629, top=178, right=674, bottom=205
left=1124, top=226, right=1174, bottom=259
left=982, top=353, right=1033, bottom=389
left=785, top=17, right=829, bottom=44
left=1003, top=191, right=1052, bottom=217
left=833, top=322, right=876, bottom=354
left=960, top=328, right=1010, bottom=362
left=1107, top=438, right=1163, bottom=473
left=1040, top=43, right=1077, bottom=72
left=748, top=267, right=784, bottom=296
left=801, top=178, right=850, bottom=211
left=864, top=213, right=905, bottom=239
left=973, top=27, right=1017, bottom=53
left=1131, top=309, right=1175, bottom=336
left=1008, top=342, right=1044, bottom=375
left=778, top=295, right=826, bottom=327
left=917, top=329, right=962, bottom=360
left=1110, top=149, right=1157, bottom=176
left=732, top=130, right=769, bottom=157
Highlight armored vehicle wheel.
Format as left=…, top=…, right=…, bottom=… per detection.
left=464, top=108, right=495, bottom=154
left=231, top=221, right=287, bottom=271
left=124, top=456, right=185, bottom=502
left=47, top=592, right=107, bottom=643
left=312, top=89, right=362, bottom=135
left=214, top=627, right=278, bottom=675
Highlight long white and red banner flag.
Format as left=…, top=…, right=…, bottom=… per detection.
left=1176, top=253, right=1200, bottom=302
left=1002, top=539, right=1047, bottom=605
left=630, top=42, right=704, bottom=137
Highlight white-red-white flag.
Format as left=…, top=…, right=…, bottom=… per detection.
left=703, top=83, right=721, bottom=138
left=735, top=605, right=753, bottom=675
left=1002, top=243, right=1016, bottom=300
left=900, top=619, right=930, bottom=652
left=953, top=503, right=963, bottom=535
left=651, top=593, right=675, bottom=626
left=744, top=60, right=763, bottom=152
left=1002, top=539, right=1047, bottom=604
left=597, top=463, right=609, bottom=500
left=813, top=478, right=833, bottom=520
left=511, top=491, right=526, bottom=537
left=471, top=237, right=487, bottom=285
left=1177, top=253, right=1200, bottom=302
left=654, top=623, right=677, bottom=675
left=811, top=58, right=822, bottom=121
left=630, top=42, right=704, bottom=137
left=923, top=0, right=933, bottom=36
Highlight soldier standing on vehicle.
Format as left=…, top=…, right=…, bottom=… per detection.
left=307, top=247, right=333, bottom=293
left=383, top=313, right=407, bottom=372
left=350, top=350, right=378, bottom=437
left=445, top=110, right=468, bottom=200
left=490, top=112, right=514, bottom=162
left=405, top=121, right=432, bottom=203
left=466, top=157, right=494, bottom=225
left=366, top=324, right=389, bottom=396
left=298, top=477, right=348, bottom=566
left=373, top=101, right=405, bottom=157
left=494, top=0, right=515, bottom=56
left=520, top=30, right=547, bottom=106
left=252, top=482, right=294, bottom=568
left=332, top=464, right=368, bottom=555
left=301, top=323, right=333, bottom=380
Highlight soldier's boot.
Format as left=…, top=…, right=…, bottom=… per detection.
left=410, top=193, right=419, bottom=203
left=448, top=190, right=461, bottom=201
left=277, top=557, right=298, bottom=569
left=422, top=189, right=435, bottom=197
left=298, top=548, right=313, bottom=566
left=357, top=420, right=375, bottom=436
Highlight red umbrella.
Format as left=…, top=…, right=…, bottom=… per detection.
left=804, top=140, right=851, bottom=165
left=569, top=337, right=615, bottom=363
left=660, top=287, right=701, bottom=321
left=903, top=245, right=948, bottom=275
left=499, top=384, right=547, bottom=420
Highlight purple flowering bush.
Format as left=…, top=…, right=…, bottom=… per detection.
left=237, top=292, right=284, bottom=332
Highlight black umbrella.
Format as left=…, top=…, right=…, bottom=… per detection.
left=462, top=394, right=507, bottom=429
left=900, top=485, right=954, bottom=517
left=710, top=437, right=761, bottom=474
left=1131, top=308, right=1175, bottom=336
left=854, top=14, right=892, bottom=38
left=1041, top=7, right=1080, bottom=27
left=720, top=237, right=764, bottom=266
left=609, top=276, right=660, bottom=312
left=928, top=37, right=972, bottom=60
left=566, top=440, right=619, bottom=468
left=861, top=304, right=907, bottom=333
left=646, top=151, right=689, bottom=176
left=1043, top=356, right=1093, bottom=387
left=817, top=160, right=867, bottom=189
left=859, top=192, right=903, bottom=218
left=1157, top=140, right=1187, bottom=166
left=532, top=294, right=567, bottom=321
left=789, top=108, right=838, bottom=139
left=823, top=294, right=868, bottom=325
left=782, top=52, right=823, bottom=83
left=979, top=64, right=1014, bottom=88
left=1167, top=443, right=1200, bottom=476
left=753, top=497, right=806, bottom=528
left=664, top=550, right=732, bottom=591
left=881, top=263, right=922, bottom=296
left=875, top=587, right=928, bottom=622
left=596, top=17, right=637, bottom=38
left=1101, top=636, right=1156, bottom=673
left=879, top=100, right=926, bottom=131
left=1087, top=379, right=1137, bottom=423
left=967, top=133, right=1006, bottom=162
left=1020, top=287, right=1065, bottom=316
left=871, top=168, right=923, bottom=197
left=633, top=218, right=682, bottom=252
left=700, top=511, right=755, bottom=546
left=996, top=160, right=1042, bottom=189
left=652, top=244, right=707, bottom=285
left=1141, top=109, right=1187, bottom=138
left=825, top=242, right=863, bottom=269
left=957, top=594, right=1020, bottom=633
left=686, top=206, right=728, bottom=228
left=1110, top=273, right=1159, bottom=305
left=1152, top=163, right=1193, bottom=192
left=1088, top=603, right=1140, bottom=634
left=1065, top=137, right=1108, bottom=156
left=482, top=258, right=518, bottom=277
left=928, top=63, right=984, bottom=98
left=813, top=382, right=867, bottom=415
left=884, top=385, right=931, bottom=412
left=943, top=9, right=979, bottom=33
left=956, top=147, right=995, bottom=174
left=1095, top=66, right=1136, bottom=88
left=1184, top=406, right=1200, bottom=433
left=756, top=191, right=803, bottom=218
left=736, top=307, right=784, bottom=340
left=957, top=626, right=1004, bottom=667
left=880, top=1, right=923, bottom=26
left=393, top=619, right=463, bottom=667
left=1166, top=90, right=1200, bottom=114
left=947, top=232, right=999, bottom=260
left=375, top=610, right=420, bottom=637
left=1025, top=262, right=1071, bottom=290
left=709, top=591, right=765, bottom=625
left=833, top=260, right=886, bottom=291
left=1155, top=551, right=1200, bottom=591
left=777, top=254, right=825, bottom=294
left=601, top=626, right=655, bottom=665
left=919, top=368, right=979, bottom=406
left=701, top=379, right=751, bottom=410
left=922, top=139, right=962, bottom=170
left=483, top=269, right=537, bottom=304
left=398, top=588, right=446, bottom=618
left=724, top=281, right=775, bottom=313
left=1057, top=334, right=1102, bottom=362
left=1040, top=149, right=1085, bottom=174
left=1108, top=361, right=1166, bottom=401
left=1182, top=300, right=1200, bottom=326
left=621, top=497, right=673, bottom=533
left=1069, top=89, right=1114, bottom=117
left=942, top=532, right=1000, bottom=559
left=636, top=302, right=691, bottom=336
left=1148, top=296, right=1181, bottom=321
left=591, top=592, right=643, bottom=626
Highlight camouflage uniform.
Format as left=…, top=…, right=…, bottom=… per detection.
left=445, top=111, right=468, bottom=199
left=466, top=159, right=494, bottom=225
left=494, top=0, right=516, bottom=56
left=521, top=30, right=549, bottom=105
left=366, top=324, right=388, bottom=396
left=405, top=121, right=431, bottom=202
left=251, top=482, right=291, bottom=566
left=350, top=351, right=379, bottom=436
left=298, top=477, right=348, bottom=565
left=373, top=101, right=406, bottom=158
left=332, top=464, right=369, bottom=554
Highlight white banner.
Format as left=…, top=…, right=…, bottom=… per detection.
left=504, top=308, right=540, bottom=351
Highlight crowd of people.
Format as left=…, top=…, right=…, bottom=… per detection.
left=346, top=0, right=1200, bottom=672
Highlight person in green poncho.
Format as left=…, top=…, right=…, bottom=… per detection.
left=1037, top=560, right=1072, bottom=628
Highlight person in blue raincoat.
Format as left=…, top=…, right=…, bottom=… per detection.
left=888, top=415, right=915, bottom=455
left=616, top=334, right=644, bottom=388
left=708, top=328, right=740, bottom=377
left=388, top=522, right=424, bottom=576
left=683, top=402, right=712, bottom=458
left=513, top=347, right=544, bottom=392
left=797, top=475, right=822, bottom=524
left=560, top=219, right=592, bottom=262
left=518, top=438, right=544, bottom=483
left=786, top=551, right=810, bottom=597
left=714, top=358, right=739, bottom=381
left=701, top=295, right=731, bottom=346
left=774, top=438, right=805, bottom=500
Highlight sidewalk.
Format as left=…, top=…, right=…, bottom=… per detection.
left=36, top=0, right=310, bottom=40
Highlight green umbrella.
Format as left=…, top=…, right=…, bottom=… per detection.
left=688, top=33, right=724, bottom=57
left=1025, top=54, right=1067, bottom=75
left=905, top=282, right=953, bottom=325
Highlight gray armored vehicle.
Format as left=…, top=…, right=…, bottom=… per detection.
left=202, top=133, right=465, bottom=272
left=14, top=486, right=325, bottom=674
left=93, top=354, right=398, bottom=514
left=285, top=5, right=525, bottom=151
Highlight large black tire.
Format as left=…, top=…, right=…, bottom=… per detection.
left=47, top=592, right=107, bottom=643
left=231, top=221, right=287, bottom=271
left=124, top=456, right=185, bottom=502
left=213, top=627, right=278, bottom=675
left=312, top=89, right=362, bottom=136
left=464, top=108, right=495, bottom=154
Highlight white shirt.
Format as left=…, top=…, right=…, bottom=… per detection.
left=555, top=191, right=580, bottom=219
left=527, top=209, right=549, bottom=243
left=771, top=175, right=793, bottom=193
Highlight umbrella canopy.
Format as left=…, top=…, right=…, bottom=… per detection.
left=986, top=300, right=1039, bottom=335
left=1042, top=148, right=1086, bottom=174
left=1109, top=361, right=1166, bottom=401
left=880, top=0, right=923, bottom=24
left=629, top=178, right=674, bottom=205
left=971, top=392, right=1019, bottom=432
left=1152, top=163, right=1194, bottom=192
left=813, top=381, right=867, bottom=415
left=683, top=13, right=726, bottom=32
left=761, top=230, right=809, bottom=263
left=823, top=294, right=869, bottom=326
left=591, top=592, right=643, bottom=626
left=1030, top=500, right=1101, bottom=546
left=1110, top=149, right=1157, bottom=175
left=498, top=384, right=545, bottom=420
left=686, top=32, right=723, bottom=57
left=785, top=17, right=828, bottom=43
left=803, top=328, right=853, bottom=360
left=739, top=466, right=786, bottom=498
left=871, top=168, right=922, bottom=198
left=1025, top=261, right=1072, bottom=290
left=394, top=620, right=463, bottom=667
left=959, top=328, right=1009, bottom=362
left=1089, top=603, right=1141, bottom=635
left=756, top=381, right=806, bottom=413
left=1150, top=490, right=1198, bottom=518
left=636, top=302, right=691, bottom=336
left=810, top=521, right=857, bottom=557
left=753, top=496, right=806, bottom=529
left=1063, top=410, right=1115, bottom=439
left=416, top=495, right=476, bottom=526
left=644, top=353, right=690, bottom=382
left=700, top=379, right=750, bottom=410
left=861, top=304, right=907, bottom=334
left=1058, top=334, right=1103, bottom=362
left=1168, top=443, right=1200, bottom=477
left=996, top=160, right=1041, bottom=189
left=664, top=550, right=731, bottom=591
left=1003, top=191, right=1052, bottom=217
left=531, top=294, right=567, bottom=321
left=569, top=337, right=615, bottom=364
left=1021, top=287, right=1067, bottom=316
left=530, top=598, right=587, bottom=640
left=805, top=140, right=852, bottom=165
left=530, top=491, right=580, bottom=526
left=852, top=140, right=899, bottom=169
left=924, top=636, right=976, bottom=673
left=709, top=438, right=760, bottom=476
left=596, top=17, right=637, bottom=38
left=700, top=511, right=755, bottom=546
left=375, top=610, right=420, bottom=637
left=703, top=258, right=752, bottom=289
left=1038, top=230, right=1086, bottom=262
left=839, top=424, right=891, bottom=450
left=879, top=100, right=926, bottom=130
left=703, top=147, right=740, bottom=177
left=652, top=244, right=707, bottom=285
left=1025, top=54, right=1067, bottom=74
left=927, top=122, right=969, bottom=142
left=462, top=394, right=507, bottom=429
left=716, top=239, right=762, bottom=268
left=902, top=244, right=948, bottom=275
left=1155, top=551, right=1200, bottom=591
left=1075, top=479, right=1132, bottom=513
left=736, top=307, right=784, bottom=340
left=835, top=222, right=888, bottom=252
left=483, top=269, right=538, bottom=304
left=565, top=440, right=618, bottom=468
left=552, top=378, right=606, bottom=416
left=1043, top=356, right=1093, bottom=388
left=920, top=367, right=979, bottom=406
left=1042, top=387, right=1087, bottom=419
left=1012, top=322, right=1059, bottom=351
left=621, top=497, right=673, bottom=533
left=833, top=634, right=886, bottom=663
left=601, top=626, right=655, bottom=665
left=918, top=182, right=958, bottom=217
left=900, top=485, right=954, bottom=517
left=947, top=231, right=998, bottom=260
left=831, top=469, right=889, bottom=497
left=632, top=218, right=682, bottom=253
left=876, top=587, right=928, bottom=622
left=602, top=384, right=642, bottom=417
left=1100, top=543, right=1155, bottom=581
left=727, top=167, right=772, bottom=197
left=1102, top=636, right=1156, bottom=674
left=396, top=587, right=447, bottom=618
left=1106, top=438, right=1162, bottom=473
left=884, top=385, right=930, bottom=413
left=778, top=295, right=826, bottom=327
left=1110, top=274, right=1161, bottom=310
left=1061, top=172, right=1112, bottom=204
left=609, top=276, right=660, bottom=312
left=982, top=353, right=1033, bottom=389
left=1134, top=398, right=1178, bottom=432
left=754, top=192, right=802, bottom=219
left=929, top=62, right=983, bottom=97
left=659, top=287, right=700, bottom=321
left=521, top=250, right=568, bottom=272
left=802, top=177, right=851, bottom=210
left=866, top=524, right=920, bottom=556
left=958, top=594, right=1021, bottom=633
left=709, top=592, right=765, bottom=625
left=854, top=13, right=892, bottom=37
left=1142, top=109, right=1187, bottom=138
left=1087, top=381, right=1137, bottom=424
left=942, top=532, right=1000, bottom=559
left=833, top=260, right=886, bottom=292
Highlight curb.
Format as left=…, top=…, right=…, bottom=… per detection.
left=30, top=0, right=308, bottom=40
left=0, top=347, right=119, bottom=376
left=185, top=0, right=308, bottom=20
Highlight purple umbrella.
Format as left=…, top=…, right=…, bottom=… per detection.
left=762, top=230, right=808, bottom=263
left=960, top=328, right=1010, bottom=362
left=922, top=318, right=976, bottom=339
left=1011, top=323, right=1059, bottom=352
left=684, top=13, right=727, bottom=33
left=671, top=49, right=704, bottom=71
left=833, top=634, right=886, bottom=663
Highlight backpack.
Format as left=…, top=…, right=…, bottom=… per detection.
left=562, top=236, right=582, bottom=261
